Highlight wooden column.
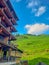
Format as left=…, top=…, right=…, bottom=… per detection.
left=8, top=48, right=12, bottom=61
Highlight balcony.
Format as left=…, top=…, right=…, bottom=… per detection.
left=0, top=0, right=17, bottom=25
left=0, top=56, right=16, bottom=62
left=5, top=0, right=18, bottom=20
left=0, top=56, right=16, bottom=65
left=0, top=23, right=16, bottom=40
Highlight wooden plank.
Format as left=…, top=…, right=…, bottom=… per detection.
left=0, top=8, right=17, bottom=32
left=0, top=0, right=6, bottom=7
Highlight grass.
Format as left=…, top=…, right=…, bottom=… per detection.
left=29, top=57, right=49, bottom=65
left=12, top=34, right=49, bottom=65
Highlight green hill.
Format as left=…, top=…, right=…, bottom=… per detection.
left=12, top=34, right=49, bottom=65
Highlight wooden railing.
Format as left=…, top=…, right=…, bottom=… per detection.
left=0, top=56, right=16, bottom=62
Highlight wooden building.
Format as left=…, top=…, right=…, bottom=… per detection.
left=0, top=0, right=22, bottom=65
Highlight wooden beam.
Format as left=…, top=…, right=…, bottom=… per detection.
left=4, top=7, right=12, bottom=18
left=0, top=9, right=17, bottom=32
left=0, top=8, right=12, bottom=26
left=0, top=0, right=6, bottom=7
left=11, top=18, right=16, bottom=25
left=0, top=0, right=17, bottom=24
left=0, top=23, right=16, bottom=40
left=0, top=0, right=18, bottom=25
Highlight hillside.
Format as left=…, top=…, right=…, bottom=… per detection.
left=12, top=34, right=49, bottom=65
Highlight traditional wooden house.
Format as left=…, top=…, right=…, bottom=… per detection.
left=0, top=0, right=22, bottom=65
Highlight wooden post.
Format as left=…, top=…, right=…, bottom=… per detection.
left=8, top=48, right=12, bottom=61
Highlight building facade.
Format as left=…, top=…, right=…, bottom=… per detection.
left=0, top=0, right=22, bottom=65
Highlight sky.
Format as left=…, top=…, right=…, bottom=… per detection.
left=10, top=0, right=49, bottom=35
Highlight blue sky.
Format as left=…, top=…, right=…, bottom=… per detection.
left=10, top=0, right=49, bottom=35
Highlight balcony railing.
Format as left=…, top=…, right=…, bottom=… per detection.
left=0, top=56, right=16, bottom=62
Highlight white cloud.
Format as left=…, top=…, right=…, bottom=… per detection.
left=27, top=1, right=39, bottom=8
left=16, top=0, right=21, bottom=2
left=27, top=0, right=40, bottom=14
left=25, top=23, right=49, bottom=35
left=27, top=0, right=46, bottom=16
left=27, top=1, right=34, bottom=8
left=35, top=6, right=46, bottom=16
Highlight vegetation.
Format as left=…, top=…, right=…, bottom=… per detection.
left=12, top=34, right=49, bottom=65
